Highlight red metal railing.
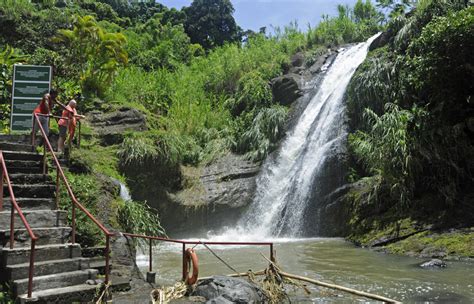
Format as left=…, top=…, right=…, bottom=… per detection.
left=0, top=151, right=38, bottom=298
left=32, top=113, right=112, bottom=283
left=31, top=113, right=81, bottom=150
left=120, top=232, right=275, bottom=280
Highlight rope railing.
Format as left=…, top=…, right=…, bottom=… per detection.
left=0, top=151, right=38, bottom=298
left=32, top=113, right=112, bottom=284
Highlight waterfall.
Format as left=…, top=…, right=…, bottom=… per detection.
left=213, top=35, right=379, bottom=241
left=112, top=178, right=132, bottom=202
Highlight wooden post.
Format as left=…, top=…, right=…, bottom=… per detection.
left=149, top=238, right=153, bottom=272
left=182, top=243, right=186, bottom=281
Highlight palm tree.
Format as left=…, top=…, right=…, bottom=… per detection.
left=54, top=15, right=128, bottom=97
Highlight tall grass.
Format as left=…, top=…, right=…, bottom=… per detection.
left=236, top=105, right=288, bottom=161
left=108, top=5, right=381, bottom=165
left=349, top=103, right=426, bottom=209
left=117, top=200, right=166, bottom=238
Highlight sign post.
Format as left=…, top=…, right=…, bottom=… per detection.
left=10, top=65, right=52, bottom=132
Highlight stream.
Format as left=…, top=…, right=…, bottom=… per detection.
left=137, top=239, right=474, bottom=303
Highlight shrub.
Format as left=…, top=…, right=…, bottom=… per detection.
left=236, top=105, right=288, bottom=161
left=117, top=200, right=166, bottom=238
left=57, top=172, right=103, bottom=247
left=349, top=103, right=427, bottom=209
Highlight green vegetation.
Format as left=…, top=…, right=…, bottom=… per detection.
left=117, top=199, right=166, bottom=237
left=1, top=0, right=383, bottom=247
left=0, top=283, right=14, bottom=304
left=54, top=15, right=128, bottom=97
left=386, top=230, right=474, bottom=258
left=56, top=170, right=104, bottom=247
left=346, top=0, right=473, bottom=254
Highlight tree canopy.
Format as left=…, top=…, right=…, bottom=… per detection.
left=183, top=0, right=241, bottom=49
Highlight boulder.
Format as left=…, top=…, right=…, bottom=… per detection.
left=271, top=74, right=302, bottom=106
left=419, top=259, right=447, bottom=268
left=369, top=31, right=390, bottom=51
left=192, top=276, right=265, bottom=304
left=88, top=107, right=147, bottom=145
left=290, top=52, right=305, bottom=67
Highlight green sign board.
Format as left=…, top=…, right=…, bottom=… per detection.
left=10, top=65, right=52, bottom=132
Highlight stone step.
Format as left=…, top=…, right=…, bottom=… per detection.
left=1, top=198, right=55, bottom=210
left=5, top=257, right=90, bottom=281
left=0, top=227, right=72, bottom=247
left=0, top=210, right=67, bottom=228
left=0, top=142, right=33, bottom=152
left=0, top=134, right=31, bottom=144
left=4, top=159, right=42, bottom=169
left=16, top=275, right=131, bottom=304
left=2, top=166, right=43, bottom=174
left=9, top=173, right=53, bottom=185
left=13, top=269, right=98, bottom=296
left=1, top=243, right=81, bottom=266
left=17, top=284, right=98, bottom=304
left=3, top=184, right=56, bottom=199
left=1, top=150, right=43, bottom=162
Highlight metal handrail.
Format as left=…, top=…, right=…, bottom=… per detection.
left=119, top=232, right=275, bottom=280
left=0, top=151, right=38, bottom=298
left=31, top=113, right=81, bottom=148
left=32, top=113, right=112, bottom=283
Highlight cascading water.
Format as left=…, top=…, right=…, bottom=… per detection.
left=213, top=35, right=379, bottom=241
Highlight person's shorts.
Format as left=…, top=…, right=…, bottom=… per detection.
left=59, top=125, right=68, bottom=137
left=33, top=115, right=49, bottom=136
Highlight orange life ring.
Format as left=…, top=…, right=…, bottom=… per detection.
left=184, top=248, right=199, bottom=285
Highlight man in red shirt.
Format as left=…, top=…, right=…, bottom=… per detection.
left=32, top=89, right=58, bottom=136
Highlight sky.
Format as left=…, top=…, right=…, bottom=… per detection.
left=159, top=0, right=359, bottom=32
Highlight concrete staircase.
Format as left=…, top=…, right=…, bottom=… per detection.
left=0, top=141, right=101, bottom=303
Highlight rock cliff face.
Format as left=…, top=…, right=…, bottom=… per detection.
left=150, top=154, right=260, bottom=237
left=88, top=107, right=147, bottom=145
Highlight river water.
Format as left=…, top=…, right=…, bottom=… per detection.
left=137, top=239, right=474, bottom=303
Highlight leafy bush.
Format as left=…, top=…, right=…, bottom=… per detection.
left=346, top=48, right=405, bottom=131
left=54, top=15, right=128, bottom=97
left=236, top=105, right=288, bottom=161
left=57, top=172, right=103, bottom=247
left=307, top=1, right=381, bottom=47
left=349, top=103, right=426, bottom=209
left=407, top=6, right=474, bottom=117
left=117, top=200, right=166, bottom=238
left=117, top=131, right=184, bottom=167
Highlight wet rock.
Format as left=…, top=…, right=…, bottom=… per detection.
left=308, top=52, right=334, bottom=74
left=290, top=52, right=305, bottom=67
left=271, top=73, right=303, bottom=106
left=419, top=247, right=448, bottom=259
left=200, top=153, right=260, bottom=209
left=192, top=276, right=265, bottom=304
left=88, top=107, right=147, bottom=145
left=419, top=259, right=447, bottom=268
left=369, top=31, right=390, bottom=51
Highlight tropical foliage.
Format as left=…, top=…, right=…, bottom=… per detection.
left=54, top=15, right=128, bottom=97
left=0, top=0, right=384, bottom=246
left=347, top=1, right=473, bottom=234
